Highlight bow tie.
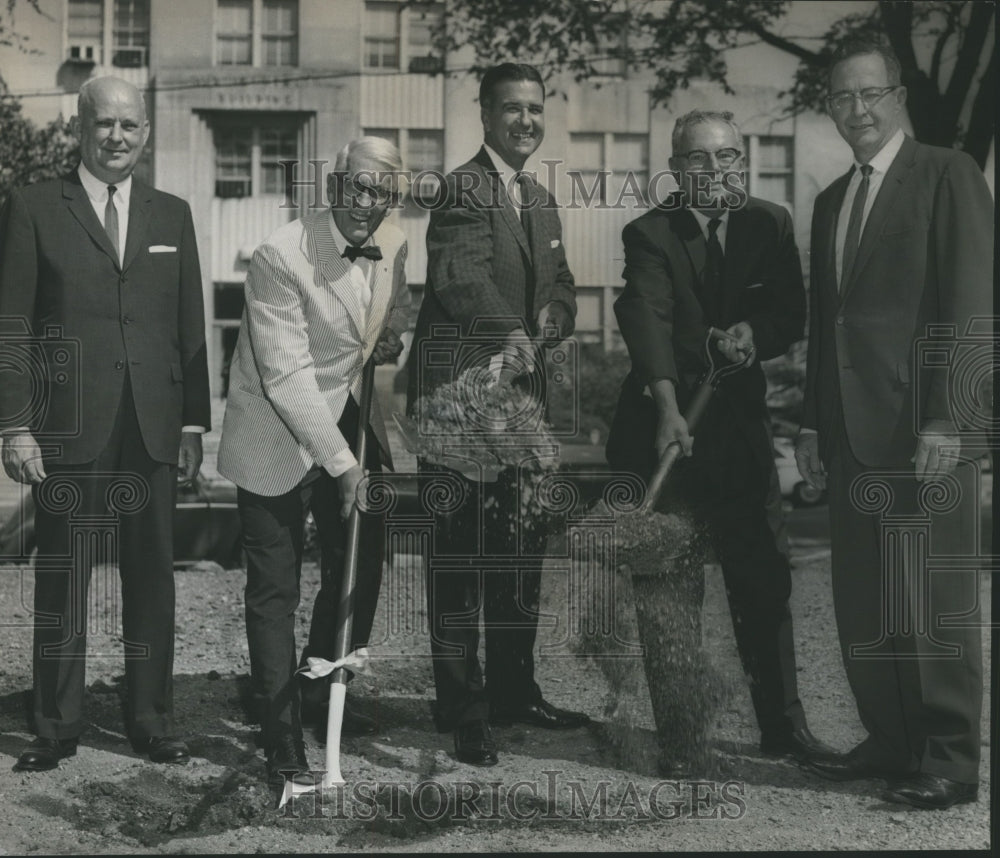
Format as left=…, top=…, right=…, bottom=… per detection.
left=342, top=244, right=382, bottom=262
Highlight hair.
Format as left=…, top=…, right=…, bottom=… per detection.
left=671, top=110, right=744, bottom=155
left=478, top=63, right=545, bottom=108
left=77, top=75, right=147, bottom=121
left=827, top=37, right=903, bottom=88
left=333, top=135, right=403, bottom=175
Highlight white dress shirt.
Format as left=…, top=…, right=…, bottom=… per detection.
left=834, top=128, right=905, bottom=285
left=77, top=162, right=130, bottom=267
left=322, top=212, right=379, bottom=478
left=483, top=143, right=532, bottom=207
left=690, top=208, right=730, bottom=251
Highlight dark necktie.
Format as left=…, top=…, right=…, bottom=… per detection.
left=104, top=185, right=119, bottom=260
left=840, top=163, right=873, bottom=290
left=514, top=172, right=537, bottom=320
left=515, top=172, right=534, bottom=231
left=342, top=244, right=382, bottom=262
left=702, top=216, right=724, bottom=323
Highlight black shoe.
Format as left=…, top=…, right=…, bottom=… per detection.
left=13, top=737, right=78, bottom=772
left=883, top=773, right=978, bottom=810
left=454, top=721, right=499, bottom=766
left=802, top=746, right=904, bottom=782
left=491, top=699, right=590, bottom=729
left=266, top=731, right=315, bottom=789
left=302, top=696, right=378, bottom=736
left=760, top=726, right=840, bottom=764
left=131, top=736, right=191, bottom=764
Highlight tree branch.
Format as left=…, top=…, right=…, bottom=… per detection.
left=742, top=20, right=824, bottom=65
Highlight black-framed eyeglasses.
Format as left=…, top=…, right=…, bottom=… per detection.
left=676, top=147, right=743, bottom=168
left=826, top=86, right=899, bottom=113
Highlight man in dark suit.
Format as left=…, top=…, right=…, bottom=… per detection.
left=0, top=76, right=210, bottom=770
left=406, top=63, right=586, bottom=766
left=217, top=137, right=410, bottom=787
left=796, top=40, right=992, bottom=809
left=609, top=109, right=835, bottom=771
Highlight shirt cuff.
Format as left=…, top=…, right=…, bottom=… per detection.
left=182, top=426, right=206, bottom=434
left=323, top=448, right=359, bottom=478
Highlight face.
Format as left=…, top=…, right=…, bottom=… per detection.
left=481, top=79, right=545, bottom=170
left=828, top=53, right=906, bottom=162
left=668, top=120, right=745, bottom=214
left=75, top=81, right=149, bottom=184
left=329, top=156, right=395, bottom=246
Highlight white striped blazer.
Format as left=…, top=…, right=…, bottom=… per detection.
left=217, top=210, right=409, bottom=496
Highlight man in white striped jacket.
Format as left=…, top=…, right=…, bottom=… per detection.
left=217, top=137, right=410, bottom=789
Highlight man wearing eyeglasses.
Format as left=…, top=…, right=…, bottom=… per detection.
left=609, top=109, right=835, bottom=774
left=217, top=137, right=411, bottom=789
left=796, top=39, right=991, bottom=809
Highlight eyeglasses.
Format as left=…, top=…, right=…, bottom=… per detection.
left=675, top=148, right=743, bottom=168
left=826, top=86, right=899, bottom=113
left=345, top=175, right=394, bottom=206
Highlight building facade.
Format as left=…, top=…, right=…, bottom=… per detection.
left=3, top=0, right=868, bottom=398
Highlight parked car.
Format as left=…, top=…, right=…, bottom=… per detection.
left=773, top=436, right=827, bottom=507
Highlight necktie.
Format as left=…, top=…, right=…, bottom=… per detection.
left=702, top=216, right=724, bottom=323
left=342, top=244, right=382, bottom=262
left=840, top=163, right=873, bottom=290
left=515, top=172, right=533, bottom=230
left=514, top=172, right=537, bottom=320
left=104, top=185, right=119, bottom=261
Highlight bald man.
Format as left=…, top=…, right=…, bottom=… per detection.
left=0, top=76, right=211, bottom=771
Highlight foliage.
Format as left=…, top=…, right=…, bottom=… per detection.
left=0, top=0, right=43, bottom=50
left=427, top=0, right=995, bottom=165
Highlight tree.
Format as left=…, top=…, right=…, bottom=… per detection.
left=0, top=75, right=78, bottom=208
left=0, top=0, right=42, bottom=50
left=431, top=0, right=995, bottom=167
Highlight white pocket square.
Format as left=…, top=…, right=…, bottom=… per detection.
left=550, top=239, right=560, bottom=249
left=746, top=281, right=764, bottom=290
left=149, top=245, right=177, bottom=253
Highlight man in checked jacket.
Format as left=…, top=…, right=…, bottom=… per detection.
left=406, top=63, right=587, bottom=767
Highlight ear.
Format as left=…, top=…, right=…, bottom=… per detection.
left=69, top=115, right=81, bottom=140
left=895, top=85, right=907, bottom=109
left=140, top=119, right=151, bottom=148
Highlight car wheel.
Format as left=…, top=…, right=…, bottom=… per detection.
left=792, top=481, right=825, bottom=507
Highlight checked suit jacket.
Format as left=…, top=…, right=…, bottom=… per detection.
left=406, top=146, right=576, bottom=407
left=218, top=210, right=410, bottom=497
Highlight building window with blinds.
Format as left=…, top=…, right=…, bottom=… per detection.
left=214, top=119, right=299, bottom=198
left=214, top=130, right=253, bottom=198
left=364, top=2, right=401, bottom=69
left=216, top=0, right=298, bottom=66
left=262, top=0, right=298, bottom=66
left=749, top=135, right=794, bottom=213
left=67, top=0, right=103, bottom=62
left=217, top=0, right=253, bottom=65
left=112, top=0, right=149, bottom=67
left=567, top=131, right=648, bottom=206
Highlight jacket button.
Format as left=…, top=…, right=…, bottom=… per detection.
left=115, top=360, right=124, bottom=370
left=836, top=316, right=845, bottom=325
left=123, top=316, right=132, bottom=325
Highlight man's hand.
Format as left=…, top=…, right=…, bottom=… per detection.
left=536, top=301, right=572, bottom=348
left=372, top=327, right=404, bottom=365
left=177, top=432, right=203, bottom=486
left=794, top=431, right=826, bottom=490
left=717, top=321, right=755, bottom=366
left=913, top=419, right=961, bottom=482
left=655, top=410, right=693, bottom=460
left=498, top=327, right=537, bottom=385
left=1, top=432, right=46, bottom=485
left=337, top=464, right=365, bottom=520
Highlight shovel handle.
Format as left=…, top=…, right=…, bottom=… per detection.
left=640, top=378, right=715, bottom=514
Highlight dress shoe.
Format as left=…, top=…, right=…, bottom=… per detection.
left=266, top=732, right=315, bottom=789
left=802, top=746, right=904, bottom=782
left=884, top=773, right=978, bottom=810
left=454, top=721, right=499, bottom=766
left=132, top=736, right=190, bottom=764
left=301, top=696, right=378, bottom=736
left=760, top=726, right=840, bottom=764
left=13, top=737, right=78, bottom=772
left=490, top=699, right=590, bottom=729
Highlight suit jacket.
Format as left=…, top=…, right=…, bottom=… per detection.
left=217, top=210, right=410, bottom=497
left=406, top=146, right=576, bottom=406
left=609, top=197, right=805, bottom=479
left=0, top=171, right=211, bottom=464
left=802, top=136, right=994, bottom=467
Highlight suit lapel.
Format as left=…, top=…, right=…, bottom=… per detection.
left=721, top=206, right=753, bottom=322
left=842, top=136, right=916, bottom=300
left=122, top=180, right=152, bottom=273
left=817, top=171, right=850, bottom=305
left=675, top=208, right=706, bottom=286
left=311, top=212, right=365, bottom=337
left=475, top=147, right=532, bottom=260
left=63, top=174, right=120, bottom=267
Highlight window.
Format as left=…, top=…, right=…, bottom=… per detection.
left=68, top=0, right=103, bottom=62
left=213, top=118, right=299, bottom=198
left=749, top=135, right=794, bottom=212
left=592, top=17, right=627, bottom=77
left=362, top=127, right=444, bottom=207
left=112, top=0, right=148, bottom=66
left=568, top=131, right=648, bottom=205
left=216, top=0, right=298, bottom=67
left=364, top=1, right=443, bottom=71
